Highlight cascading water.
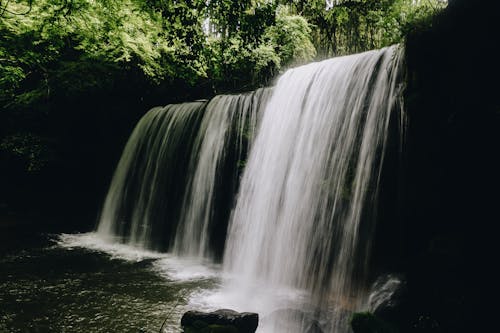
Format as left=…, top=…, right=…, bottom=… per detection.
left=223, top=46, right=404, bottom=332
left=96, top=102, right=206, bottom=250
left=174, top=89, right=271, bottom=259
left=97, top=89, right=270, bottom=258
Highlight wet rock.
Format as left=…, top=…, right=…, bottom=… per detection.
left=368, top=274, right=406, bottom=322
left=181, top=309, right=258, bottom=333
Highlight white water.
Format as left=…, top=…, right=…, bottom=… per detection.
left=96, top=90, right=270, bottom=259
left=223, top=46, right=404, bottom=332
left=174, top=89, right=270, bottom=258
left=368, top=274, right=404, bottom=313
left=58, top=233, right=165, bottom=262
left=97, top=102, right=205, bottom=250
left=58, top=232, right=220, bottom=282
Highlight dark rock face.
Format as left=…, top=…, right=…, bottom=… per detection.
left=181, top=309, right=258, bottom=333
left=399, top=1, right=500, bottom=332
left=350, top=312, right=396, bottom=333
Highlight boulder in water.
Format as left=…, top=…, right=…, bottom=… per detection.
left=181, top=309, right=258, bottom=333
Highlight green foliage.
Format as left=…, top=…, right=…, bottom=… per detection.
left=0, top=133, right=53, bottom=172
left=0, top=0, right=320, bottom=105
left=372, top=0, right=446, bottom=46
left=205, top=35, right=279, bottom=91
left=0, top=0, right=210, bottom=112
left=264, top=7, right=317, bottom=66
left=279, top=0, right=446, bottom=56
left=207, top=2, right=316, bottom=90
left=204, top=2, right=315, bottom=91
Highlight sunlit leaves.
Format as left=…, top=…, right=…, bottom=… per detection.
left=264, top=9, right=316, bottom=67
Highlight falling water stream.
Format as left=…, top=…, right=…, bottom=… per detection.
left=223, top=45, right=404, bottom=332
left=96, top=89, right=270, bottom=258
left=174, top=89, right=271, bottom=258
left=96, top=102, right=206, bottom=250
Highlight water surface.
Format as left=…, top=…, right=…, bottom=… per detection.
left=0, top=229, right=220, bottom=333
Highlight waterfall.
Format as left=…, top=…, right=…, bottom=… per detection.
left=96, top=89, right=270, bottom=257
left=95, top=44, right=404, bottom=333
left=223, top=46, right=404, bottom=332
left=97, top=102, right=206, bottom=250
left=174, top=89, right=271, bottom=259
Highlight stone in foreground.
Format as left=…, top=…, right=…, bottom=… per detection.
left=181, top=309, right=258, bottom=333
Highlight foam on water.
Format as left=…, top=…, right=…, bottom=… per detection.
left=57, top=233, right=220, bottom=283
left=152, top=257, right=220, bottom=281
left=57, top=233, right=166, bottom=262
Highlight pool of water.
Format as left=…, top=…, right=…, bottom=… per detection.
left=0, top=221, right=320, bottom=333
left=0, top=230, right=221, bottom=333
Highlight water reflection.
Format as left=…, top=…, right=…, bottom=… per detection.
left=0, top=233, right=220, bottom=333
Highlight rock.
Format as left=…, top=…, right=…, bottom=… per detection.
left=368, top=274, right=406, bottom=322
left=181, top=309, right=258, bottom=333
